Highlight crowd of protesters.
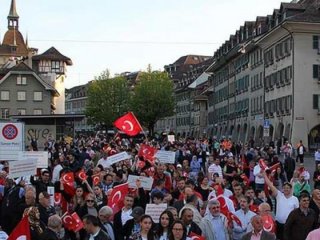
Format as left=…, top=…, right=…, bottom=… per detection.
left=1, top=132, right=320, bottom=240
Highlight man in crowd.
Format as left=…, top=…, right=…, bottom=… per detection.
left=113, top=194, right=134, bottom=240
left=232, top=196, right=256, bottom=240
left=83, top=214, right=110, bottom=240
left=199, top=199, right=230, bottom=240
left=40, top=215, right=62, bottom=240
left=180, top=208, right=202, bottom=236
left=98, top=206, right=115, bottom=240
left=263, top=171, right=299, bottom=240
left=241, top=215, right=276, bottom=240
left=284, top=192, right=318, bottom=240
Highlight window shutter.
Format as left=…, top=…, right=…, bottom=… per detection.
left=313, top=95, right=319, bottom=109
left=313, top=36, right=319, bottom=49
left=313, top=65, right=320, bottom=78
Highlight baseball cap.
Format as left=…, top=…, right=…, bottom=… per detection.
left=131, top=206, right=144, bottom=218
left=177, top=164, right=182, bottom=168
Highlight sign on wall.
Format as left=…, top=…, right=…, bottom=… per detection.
left=25, top=125, right=56, bottom=150
left=0, top=123, right=24, bottom=160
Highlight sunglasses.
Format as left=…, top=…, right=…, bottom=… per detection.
left=86, top=200, right=94, bottom=203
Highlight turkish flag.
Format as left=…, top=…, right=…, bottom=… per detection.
left=71, top=212, right=84, bottom=232
left=62, top=172, right=75, bottom=185
left=261, top=214, right=276, bottom=233
left=92, top=174, right=100, bottom=186
left=136, top=160, right=146, bottom=169
left=213, top=183, right=224, bottom=196
left=269, top=162, right=280, bottom=173
left=8, top=215, right=31, bottom=240
left=189, top=232, right=205, bottom=240
left=240, top=174, right=250, bottom=187
left=240, top=154, right=248, bottom=170
left=229, top=211, right=242, bottom=227
left=61, top=172, right=75, bottom=196
left=249, top=204, right=259, bottom=213
left=75, top=169, right=87, bottom=181
left=114, top=112, right=143, bottom=136
left=138, top=144, right=157, bottom=163
left=54, top=193, right=62, bottom=206
left=220, top=208, right=242, bottom=227
left=259, top=159, right=268, bottom=171
left=62, top=213, right=76, bottom=231
left=108, top=182, right=129, bottom=212
left=217, top=196, right=228, bottom=213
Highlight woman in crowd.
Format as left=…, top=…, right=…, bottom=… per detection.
left=72, top=186, right=86, bottom=212
left=93, top=184, right=107, bottom=209
left=24, top=206, right=43, bottom=240
left=195, top=176, right=212, bottom=201
left=168, top=220, right=189, bottom=240
left=128, top=214, right=156, bottom=240
left=156, top=210, right=174, bottom=240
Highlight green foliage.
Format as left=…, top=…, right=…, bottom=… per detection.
left=131, top=71, right=175, bottom=135
left=85, top=73, right=130, bottom=128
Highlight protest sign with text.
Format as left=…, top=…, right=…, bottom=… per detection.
left=127, top=175, right=154, bottom=190
left=107, top=151, right=131, bottom=165
left=145, top=203, right=168, bottom=223
left=155, top=150, right=175, bottom=164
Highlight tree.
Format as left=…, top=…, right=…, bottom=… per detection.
left=131, top=71, right=175, bottom=135
left=85, top=73, right=130, bottom=129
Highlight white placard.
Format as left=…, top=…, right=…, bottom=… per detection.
left=168, top=135, right=175, bottom=143
left=127, top=175, right=154, bottom=191
left=155, top=150, right=175, bottom=164
left=47, top=186, right=55, bottom=207
left=145, top=203, right=168, bottom=223
left=0, top=122, right=24, bottom=161
left=107, top=151, right=131, bottom=165
left=263, top=128, right=270, bottom=137
left=9, top=159, right=37, bottom=179
left=18, top=151, right=48, bottom=168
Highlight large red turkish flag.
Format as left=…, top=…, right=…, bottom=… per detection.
left=108, top=182, right=129, bottom=212
left=8, top=215, right=31, bottom=240
left=62, top=213, right=76, bottom=231
left=138, top=144, right=157, bottom=163
left=114, top=112, right=143, bottom=136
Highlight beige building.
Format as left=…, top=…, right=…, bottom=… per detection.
left=206, top=0, right=320, bottom=149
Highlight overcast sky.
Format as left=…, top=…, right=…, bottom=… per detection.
left=0, top=0, right=288, bottom=88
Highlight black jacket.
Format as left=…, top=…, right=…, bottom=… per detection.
left=186, top=221, right=202, bottom=236
left=86, top=228, right=111, bottom=240
left=40, top=228, right=59, bottom=240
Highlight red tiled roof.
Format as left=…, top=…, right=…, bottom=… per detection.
left=1, top=29, right=28, bottom=56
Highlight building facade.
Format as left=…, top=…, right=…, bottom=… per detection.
left=0, top=0, right=72, bottom=119
left=155, top=55, right=211, bottom=136
left=206, top=0, right=320, bottom=148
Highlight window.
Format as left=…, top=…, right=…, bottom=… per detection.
left=33, top=109, right=42, bottom=115
left=1, top=108, right=9, bottom=119
left=17, top=109, right=26, bottom=115
left=313, top=95, right=320, bottom=109
left=313, top=65, right=320, bottom=79
left=17, top=91, right=26, bottom=101
left=51, top=61, right=61, bottom=72
left=17, top=76, right=27, bottom=85
left=0, top=91, right=9, bottom=100
left=313, top=36, right=319, bottom=49
left=34, top=91, right=43, bottom=101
